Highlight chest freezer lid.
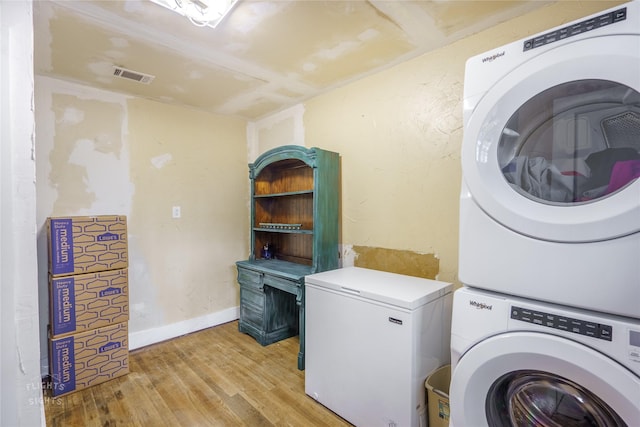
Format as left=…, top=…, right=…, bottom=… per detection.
left=305, top=267, right=452, bottom=310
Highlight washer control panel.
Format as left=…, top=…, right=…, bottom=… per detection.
left=523, top=7, right=627, bottom=51
left=510, top=306, right=612, bottom=341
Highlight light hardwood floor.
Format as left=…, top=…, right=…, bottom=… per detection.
left=44, top=320, right=352, bottom=426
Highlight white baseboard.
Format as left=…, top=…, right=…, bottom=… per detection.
left=128, top=306, right=240, bottom=350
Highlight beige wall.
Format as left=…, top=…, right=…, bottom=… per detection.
left=127, top=98, right=248, bottom=327
left=35, top=78, right=249, bottom=370
left=255, top=0, right=625, bottom=285
left=303, top=48, right=462, bottom=283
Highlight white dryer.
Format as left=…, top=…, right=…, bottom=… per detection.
left=449, top=286, right=640, bottom=427
left=459, top=1, right=640, bottom=318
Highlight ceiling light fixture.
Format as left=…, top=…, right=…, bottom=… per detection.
left=149, top=0, right=239, bottom=28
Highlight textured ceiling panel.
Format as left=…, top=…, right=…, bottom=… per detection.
left=34, top=0, right=553, bottom=119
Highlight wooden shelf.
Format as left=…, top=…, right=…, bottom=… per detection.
left=253, top=228, right=313, bottom=234
left=254, top=190, right=313, bottom=198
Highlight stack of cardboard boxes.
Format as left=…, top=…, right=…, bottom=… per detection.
left=47, top=215, right=130, bottom=397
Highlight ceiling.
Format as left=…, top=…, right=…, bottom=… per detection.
left=33, top=0, right=551, bottom=120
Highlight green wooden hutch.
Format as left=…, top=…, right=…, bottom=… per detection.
left=236, top=145, right=340, bottom=370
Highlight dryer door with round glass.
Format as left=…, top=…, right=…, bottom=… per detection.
left=462, top=36, right=640, bottom=243
left=450, top=333, right=640, bottom=427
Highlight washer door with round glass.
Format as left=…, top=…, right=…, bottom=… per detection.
left=450, top=333, right=640, bottom=427
left=462, top=35, right=640, bottom=243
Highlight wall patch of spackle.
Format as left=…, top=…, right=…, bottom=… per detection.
left=150, top=153, right=173, bottom=169
left=49, top=94, right=133, bottom=214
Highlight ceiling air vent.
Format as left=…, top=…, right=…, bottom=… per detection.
left=112, top=66, right=155, bottom=84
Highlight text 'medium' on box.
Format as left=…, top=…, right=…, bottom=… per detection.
left=49, top=269, right=129, bottom=337
left=47, top=215, right=128, bottom=276
left=49, top=322, right=129, bottom=397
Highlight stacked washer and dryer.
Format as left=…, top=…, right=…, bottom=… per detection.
left=451, top=1, right=640, bottom=426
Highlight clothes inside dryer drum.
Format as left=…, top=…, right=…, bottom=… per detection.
left=502, top=156, right=578, bottom=202
left=498, top=79, right=640, bottom=205
left=584, top=147, right=640, bottom=191
left=606, top=159, right=640, bottom=194
left=486, top=370, right=627, bottom=427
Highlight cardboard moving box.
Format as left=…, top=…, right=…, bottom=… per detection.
left=49, top=322, right=129, bottom=397
left=49, top=269, right=129, bottom=337
left=47, top=215, right=128, bottom=276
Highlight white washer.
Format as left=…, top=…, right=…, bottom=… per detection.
left=459, top=1, right=640, bottom=318
left=450, top=286, right=640, bottom=427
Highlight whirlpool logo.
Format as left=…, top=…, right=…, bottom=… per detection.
left=481, top=51, right=505, bottom=63
left=469, top=300, right=493, bottom=310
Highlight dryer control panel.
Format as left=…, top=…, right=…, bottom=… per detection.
left=523, top=7, right=627, bottom=51
left=510, top=306, right=612, bottom=341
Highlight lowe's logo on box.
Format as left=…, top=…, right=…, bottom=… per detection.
left=99, top=341, right=121, bottom=353
left=97, top=232, right=119, bottom=242
left=99, top=287, right=122, bottom=298
left=51, top=219, right=74, bottom=275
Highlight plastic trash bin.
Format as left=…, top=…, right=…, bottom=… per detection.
left=425, top=364, right=450, bottom=427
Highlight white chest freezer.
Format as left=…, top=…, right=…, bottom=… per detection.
left=305, top=267, right=453, bottom=427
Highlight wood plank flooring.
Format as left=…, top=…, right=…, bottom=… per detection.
left=44, top=320, right=352, bottom=427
